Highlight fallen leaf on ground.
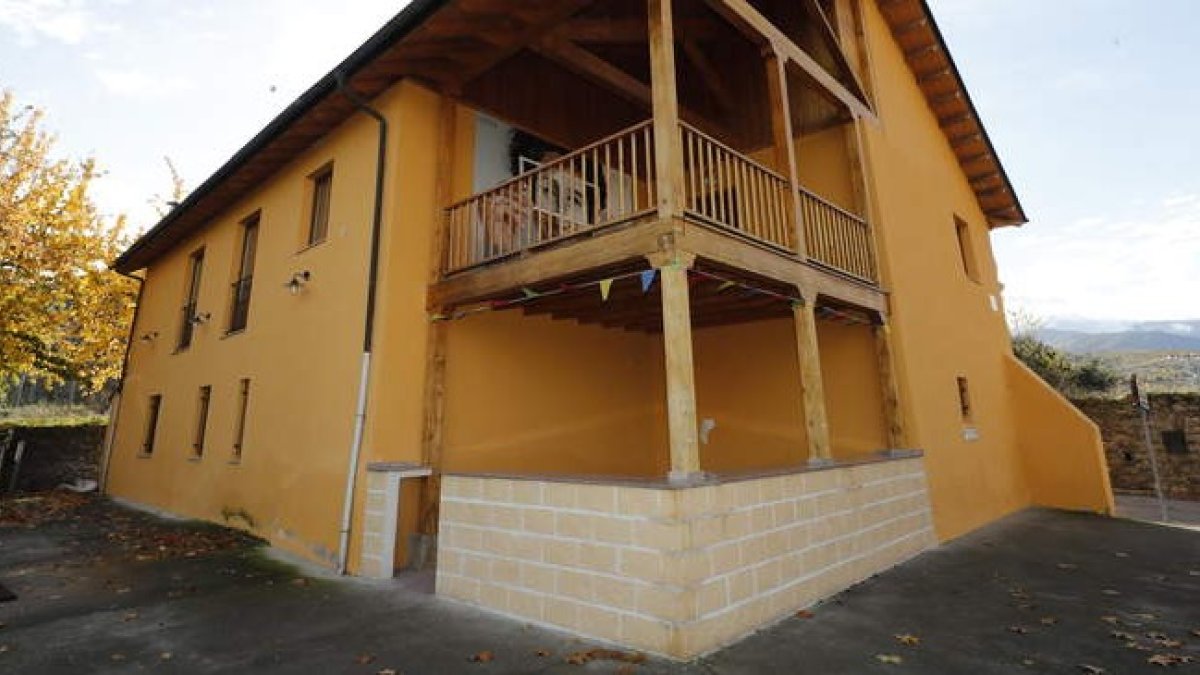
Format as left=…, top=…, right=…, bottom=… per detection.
left=1192, top=629, right=1200, bottom=638
left=1009, top=626, right=1029, bottom=635
left=1022, top=658, right=1036, bottom=667
left=1101, top=589, right=1121, bottom=596
left=1148, top=654, right=1183, bottom=667
left=1056, top=563, right=1078, bottom=570
left=876, top=654, right=903, bottom=665
left=122, top=611, right=138, bottom=622
left=1078, top=665, right=1105, bottom=674
left=1155, top=638, right=1182, bottom=649
left=160, top=652, right=173, bottom=660
left=1131, top=613, right=1156, bottom=621
left=355, top=654, right=376, bottom=664
left=1114, top=552, right=1129, bottom=558
left=0, top=645, right=9, bottom=653
left=376, top=669, right=398, bottom=675
left=291, top=578, right=309, bottom=587
left=469, top=651, right=494, bottom=663
left=1040, top=617, right=1059, bottom=626
left=894, top=634, right=920, bottom=646
left=534, top=649, right=550, bottom=657
left=796, top=610, right=815, bottom=619
left=111, top=653, right=126, bottom=661
left=1100, top=616, right=1120, bottom=625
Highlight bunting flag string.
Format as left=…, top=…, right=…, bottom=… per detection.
left=429, top=266, right=876, bottom=326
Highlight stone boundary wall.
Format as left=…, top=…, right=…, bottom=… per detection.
left=1074, top=394, right=1200, bottom=500
left=436, top=457, right=935, bottom=659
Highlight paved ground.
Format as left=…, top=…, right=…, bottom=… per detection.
left=1, top=498, right=1197, bottom=674
left=1117, top=494, right=1200, bottom=531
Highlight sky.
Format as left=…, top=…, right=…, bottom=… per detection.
left=2, top=0, right=1197, bottom=322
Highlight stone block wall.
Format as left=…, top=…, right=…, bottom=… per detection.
left=1074, top=394, right=1200, bottom=500
left=436, top=456, right=935, bottom=659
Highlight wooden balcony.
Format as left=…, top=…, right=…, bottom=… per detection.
left=440, top=119, right=878, bottom=288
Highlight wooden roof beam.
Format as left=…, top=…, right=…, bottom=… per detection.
left=700, top=0, right=874, bottom=120
left=530, top=34, right=737, bottom=143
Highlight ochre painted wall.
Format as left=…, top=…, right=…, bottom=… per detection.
left=1006, top=356, right=1114, bottom=514
left=855, top=0, right=1034, bottom=540
left=439, top=310, right=669, bottom=478
left=108, top=84, right=412, bottom=566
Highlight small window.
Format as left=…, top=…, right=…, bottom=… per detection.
left=1162, top=430, right=1188, bottom=455
left=956, top=376, right=973, bottom=423
left=192, top=385, right=212, bottom=458
left=232, top=378, right=250, bottom=461
left=179, top=249, right=205, bottom=350
left=229, top=213, right=258, bottom=333
left=141, top=394, right=162, bottom=456
left=307, top=166, right=333, bottom=246
left=954, top=217, right=980, bottom=283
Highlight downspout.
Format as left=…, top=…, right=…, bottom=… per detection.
left=334, top=71, right=389, bottom=575
left=99, top=269, right=146, bottom=495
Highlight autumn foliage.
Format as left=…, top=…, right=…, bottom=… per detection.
left=0, top=90, right=135, bottom=392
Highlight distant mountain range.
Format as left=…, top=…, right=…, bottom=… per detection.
left=1036, top=319, right=1200, bottom=353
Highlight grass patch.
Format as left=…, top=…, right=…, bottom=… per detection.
left=0, top=405, right=107, bottom=429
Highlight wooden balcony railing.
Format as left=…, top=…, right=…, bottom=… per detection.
left=443, top=120, right=657, bottom=273
left=680, top=122, right=794, bottom=253
left=442, top=119, right=878, bottom=284
left=799, top=187, right=877, bottom=283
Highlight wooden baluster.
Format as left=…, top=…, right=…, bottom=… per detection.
left=644, top=126, right=655, bottom=213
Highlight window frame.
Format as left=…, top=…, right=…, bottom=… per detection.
left=178, top=248, right=205, bottom=351
left=953, top=216, right=981, bottom=284
left=140, top=394, right=162, bottom=457
left=232, top=378, right=250, bottom=462
left=956, top=376, right=973, bottom=424
left=228, top=212, right=259, bottom=334
left=192, top=385, right=212, bottom=458
left=305, top=164, right=334, bottom=247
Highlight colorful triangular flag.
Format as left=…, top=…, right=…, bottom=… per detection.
left=640, top=269, right=657, bottom=293
left=599, top=278, right=614, bottom=302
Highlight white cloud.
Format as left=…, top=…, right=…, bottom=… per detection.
left=996, top=192, right=1200, bottom=321
left=93, top=67, right=192, bottom=97
left=0, top=0, right=113, bottom=46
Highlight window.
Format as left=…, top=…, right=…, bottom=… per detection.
left=232, top=378, right=250, bottom=461
left=954, top=217, right=980, bottom=283
left=192, top=385, right=212, bottom=458
left=956, top=376, right=973, bottom=423
left=307, top=166, right=333, bottom=246
left=179, top=248, right=205, bottom=350
left=1162, top=430, right=1188, bottom=455
left=229, top=213, right=259, bottom=333
left=141, top=395, right=162, bottom=456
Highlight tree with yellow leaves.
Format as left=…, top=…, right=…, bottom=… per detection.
left=0, top=90, right=136, bottom=393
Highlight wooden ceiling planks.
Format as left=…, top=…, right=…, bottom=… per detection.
left=877, top=0, right=1026, bottom=227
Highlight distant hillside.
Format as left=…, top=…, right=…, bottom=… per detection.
left=1038, top=328, right=1200, bottom=353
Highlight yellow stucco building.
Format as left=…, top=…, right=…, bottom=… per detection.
left=104, top=0, right=1113, bottom=658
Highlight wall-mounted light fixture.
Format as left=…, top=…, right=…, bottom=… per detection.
left=286, top=270, right=312, bottom=295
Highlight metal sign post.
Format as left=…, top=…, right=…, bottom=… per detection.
left=1131, top=375, right=1169, bottom=523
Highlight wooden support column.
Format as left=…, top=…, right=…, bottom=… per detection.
left=873, top=319, right=906, bottom=449
left=764, top=49, right=806, bottom=258
left=650, top=251, right=701, bottom=481
left=793, top=290, right=831, bottom=463
left=418, top=95, right=458, bottom=536
left=648, top=0, right=685, bottom=219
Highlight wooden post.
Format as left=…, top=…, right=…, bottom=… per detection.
left=793, top=291, right=831, bottom=462
left=764, top=48, right=806, bottom=258
left=418, top=95, right=459, bottom=536
left=648, top=0, right=685, bottom=219
left=651, top=251, right=701, bottom=481
left=873, top=319, right=905, bottom=448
